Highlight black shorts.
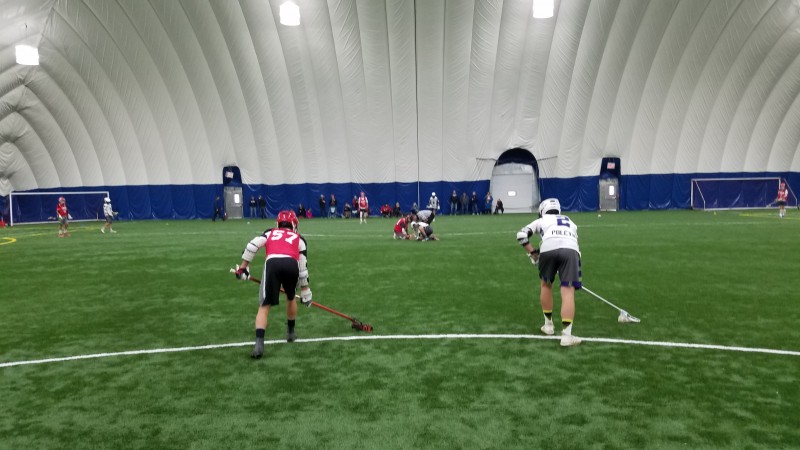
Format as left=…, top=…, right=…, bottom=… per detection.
left=776, top=201, right=787, bottom=206
left=538, top=248, right=582, bottom=288
left=359, top=208, right=368, bottom=213
left=259, top=257, right=299, bottom=307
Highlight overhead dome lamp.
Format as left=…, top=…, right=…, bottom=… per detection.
left=532, top=0, right=554, bottom=19
left=16, top=45, right=39, bottom=65
left=280, top=1, right=300, bottom=26
left=16, top=24, right=39, bottom=65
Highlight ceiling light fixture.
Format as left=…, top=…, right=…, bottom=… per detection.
left=280, top=1, right=300, bottom=26
left=16, top=24, right=39, bottom=65
left=532, top=0, right=554, bottom=19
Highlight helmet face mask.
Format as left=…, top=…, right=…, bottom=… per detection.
left=538, top=198, right=561, bottom=217
left=104, top=197, right=111, bottom=203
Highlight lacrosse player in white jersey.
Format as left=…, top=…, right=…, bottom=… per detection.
left=517, top=198, right=582, bottom=347
left=101, top=197, right=117, bottom=233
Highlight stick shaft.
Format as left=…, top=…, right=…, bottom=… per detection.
left=235, top=271, right=370, bottom=329
left=581, top=286, right=625, bottom=312
left=311, top=302, right=356, bottom=321
left=247, top=275, right=357, bottom=321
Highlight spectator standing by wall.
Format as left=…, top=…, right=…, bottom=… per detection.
left=213, top=195, right=226, bottom=221
left=319, top=195, right=326, bottom=218
left=258, top=195, right=267, bottom=218
left=470, top=192, right=479, bottom=215
left=449, top=191, right=458, bottom=215
left=460, top=192, right=469, bottom=215
left=484, top=192, right=493, bottom=215
left=249, top=196, right=257, bottom=218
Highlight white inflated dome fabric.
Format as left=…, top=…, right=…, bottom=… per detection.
left=1, top=0, right=799, bottom=206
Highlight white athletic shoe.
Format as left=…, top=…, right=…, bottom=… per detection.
left=110, top=230, right=117, bottom=233
left=560, top=333, right=581, bottom=347
left=100, top=227, right=105, bottom=234
left=540, top=322, right=554, bottom=335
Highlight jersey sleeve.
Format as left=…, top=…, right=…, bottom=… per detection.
left=242, top=233, right=269, bottom=262
left=299, top=235, right=307, bottom=256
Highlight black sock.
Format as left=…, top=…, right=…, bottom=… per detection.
left=543, top=310, right=553, bottom=320
left=562, top=319, right=572, bottom=328
left=288, top=320, right=296, bottom=332
left=256, top=328, right=265, bottom=338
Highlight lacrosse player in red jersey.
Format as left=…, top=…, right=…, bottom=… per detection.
left=776, top=182, right=789, bottom=218
left=56, top=196, right=70, bottom=237
left=517, top=198, right=582, bottom=347
left=393, top=214, right=412, bottom=240
left=358, top=191, right=369, bottom=224
left=234, top=210, right=312, bottom=358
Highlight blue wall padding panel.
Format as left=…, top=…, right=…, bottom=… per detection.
left=7, top=172, right=798, bottom=223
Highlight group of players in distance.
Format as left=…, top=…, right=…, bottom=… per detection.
left=54, top=196, right=117, bottom=237
left=392, top=208, right=439, bottom=241
left=233, top=196, right=583, bottom=358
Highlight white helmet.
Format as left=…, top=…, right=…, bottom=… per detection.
left=104, top=197, right=111, bottom=203
left=432, top=192, right=436, bottom=196
left=538, top=198, right=561, bottom=216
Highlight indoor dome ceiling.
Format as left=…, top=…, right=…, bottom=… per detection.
left=1, top=0, right=799, bottom=202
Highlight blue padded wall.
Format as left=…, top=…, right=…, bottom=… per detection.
left=9, top=172, right=798, bottom=223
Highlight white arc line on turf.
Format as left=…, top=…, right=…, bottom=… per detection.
left=2, top=334, right=799, bottom=368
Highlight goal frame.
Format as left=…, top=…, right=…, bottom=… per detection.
left=690, top=177, right=793, bottom=211
left=9, top=190, right=110, bottom=226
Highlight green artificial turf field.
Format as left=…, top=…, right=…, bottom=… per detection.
left=1, top=210, right=799, bottom=449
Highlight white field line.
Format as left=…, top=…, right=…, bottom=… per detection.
left=2, top=334, right=799, bottom=369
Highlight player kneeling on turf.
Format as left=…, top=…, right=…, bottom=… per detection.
left=411, top=220, right=438, bottom=241
left=393, top=214, right=412, bottom=239
left=517, top=198, right=582, bottom=347
left=234, top=210, right=312, bottom=358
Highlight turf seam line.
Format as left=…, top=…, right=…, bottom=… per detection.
left=2, top=334, right=799, bottom=368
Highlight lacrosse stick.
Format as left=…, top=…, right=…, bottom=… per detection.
left=581, top=286, right=640, bottom=323
left=229, top=266, right=374, bottom=332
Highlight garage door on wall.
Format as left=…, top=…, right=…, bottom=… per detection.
left=490, top=163, right=539, bottom=213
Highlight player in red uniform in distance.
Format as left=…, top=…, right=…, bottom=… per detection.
left=56, top=196, right=70, bottom=237
left=358, top=191, right=369, bottom=224
left=776, top=182, right=789, bottom=218
left=234, top=210, right=312, bottom=358
left=393, top=214, right=412, bottom=240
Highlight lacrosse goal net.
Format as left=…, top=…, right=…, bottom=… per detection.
left=690, top=177, right=797, bottom=211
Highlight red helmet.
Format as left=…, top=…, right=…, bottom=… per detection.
left=277, top=210, right=298, bottom=231
left=58, top=196, right=65, bottom=203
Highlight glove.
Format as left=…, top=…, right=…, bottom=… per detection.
left=529, top=248, right=540, bottom=266
left=300, top=287, right=312, bottom=307
left=235, top=267, right=250, bottom=280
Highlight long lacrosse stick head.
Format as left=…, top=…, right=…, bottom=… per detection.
left=618, top=310, right=641, bottom=323
left=351, top=319, right=373, bottom=333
